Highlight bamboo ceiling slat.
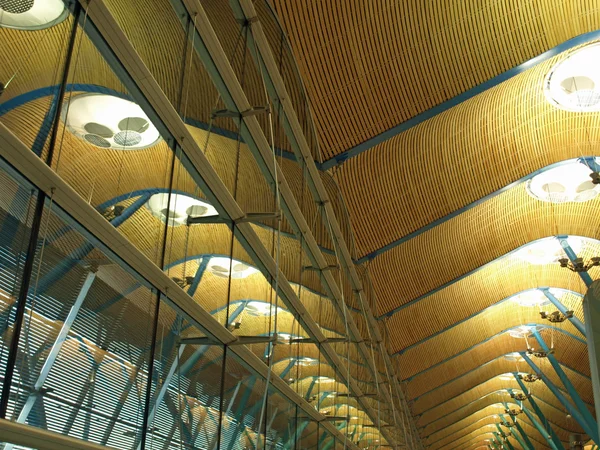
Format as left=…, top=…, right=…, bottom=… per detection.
left=387, top=259, right=585, bottom=355
left=373, top=185, right=600, bottom=318
left=272, top=1, right=600, bottom=159
left=416, top=378, right=568, bottom=428
left=397, top=299, right=582, bottom=379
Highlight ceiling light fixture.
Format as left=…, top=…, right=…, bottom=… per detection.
left=0, top=0, right=68, bottom=30
left=63, top=93, right=161, bottom=150
left=514, top=237, right=584, bottom=265
left=509, top=290, right=550, bottom=308
left=147, top=193, right=217, bottom=227
left=545, top=43, right=600, bottom=111
left=207, top=257, right=258, bottom=279
left=526, top=160, right=600, bottom=203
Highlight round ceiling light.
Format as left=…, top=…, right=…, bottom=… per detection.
left=0, top=0, right=68, bottom=30
left=63, top=93, right=161, bottom=150
left=207, top=257, right=258, bottom=279
left=315, top=376, right=335, bottom=384
left=296, top=357, right=318, bottom=366
left=509, top=290, right=550, bottom=307
left=514, top=237, right=584, bottom=265
left=245, top=301, right=283, bottom=317
left=526, top=160, right=600, bottom=203
left=545, top=43, right=600, bottom=111
left=508, top=325, right=539, bottom=339
left=146, top=193, right=217, bottom=227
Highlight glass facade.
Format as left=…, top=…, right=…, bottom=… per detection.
left=0, top=0, right=416, bottom=449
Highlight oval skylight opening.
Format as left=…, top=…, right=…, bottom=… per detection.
left=146, top=193, right=217, bottom=227
left=509, top=290, right=550, bottom=307
left=63, top=93, right=161, bottom=150
left=513, top=236, right=585, bottom=265
left=0, top=0, right=68, bottom=30
left=207, top=257, right=258, bottom=279
left=508, top=325, right=539, bottom=339
left=526, top=160, right=600, bottom=203
left=504, top=352, right=524, bottom=362
left=545, top=43, right=600, bottom=111
left=245, top=301, right=283, bottom=317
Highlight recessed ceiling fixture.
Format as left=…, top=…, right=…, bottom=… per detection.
left=509, top=290, right=550, bottom=307
left=147, top=193, right=217, bottom=227
left=207, top=257, right=258, bottom=279
left=63, top=94, right=161, bottom=150
left=545, top=43, right=600, bottom=111
left=0, top=0, right=68, bottom=30
left=514, top=237, right=584, bottom=265
left=526, top=160, right=600, bottom=203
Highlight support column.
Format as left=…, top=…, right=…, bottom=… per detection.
left=510, top=380, right=564, bottom=450
left=541, top=289, right=586, bottom=337
left=532, top=330, right=597, bottom=438
left=499, top=414, right=530, bottom=450
left=584, top=280, right=600, bottom=445
left=520, top=406, right=560, bottom=450
left=520, top=353, right=599, bottom=442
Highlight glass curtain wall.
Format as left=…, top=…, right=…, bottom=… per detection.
left=0, top=0, right=398, bottom=449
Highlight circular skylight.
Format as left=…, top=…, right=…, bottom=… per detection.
left=245, top=301, right=283, bottom=317
left=509, top=290, right=550, bottom=307
left=207, top=257, right=258, bottom=279
left=63, top=94, right=161, bottom=150
left=0, top=0, right=68, bottom=30
left=514, top=236, right=584, bottom=265
left=296, top=357, right=318, bottom=366
left=545, top=43, right=600, bottom=112
left=504, top=352, right=524, bottom=362
left=146, top=193, right=217, bottom=227
left=526, top=160, right=600, bottom=203
left=508, top=325, right=539, bottom=339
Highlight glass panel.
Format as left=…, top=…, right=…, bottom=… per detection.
left=3, top=195, right=156, bottom=447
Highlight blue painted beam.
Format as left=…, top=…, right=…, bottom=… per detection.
left=507, top=382, right=564, bottom=450
left=583, top=281, right=600, bottom=445
left=187, top=257, right=209, bottom=297
left=532, top=331, right=597, bottom=437
left=520, top=352, right=599, bottom=442
left=558, top=237, right=594, bottom=287
left=321, top=31, right=600, bottom=172
left=509, top=416, right=535, bottom=450
left=499, top=414, right=531, bottom=450
left=520, top=406, right=561, bottom=450
left=541, top=289, right=586, bottom=337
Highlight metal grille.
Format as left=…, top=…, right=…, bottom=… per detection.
left=0, top=0, right=34, bottom=15
left=114, top=131, right=142, bottom=147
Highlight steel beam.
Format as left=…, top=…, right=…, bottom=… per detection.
left=520, top=352, right=599, bottom=442
left=499, top=415, right=530, bottom=450
left=541, top=289, right=586, bottom=337
left=558, top=237, right=593, bottom=287
left=532, top=331, right=596, bottom=438
left=506, top=384, right=563, bottom=450
left=583, top=280, right=600, bottom=445
left=520, top=406, right=561, bottom=450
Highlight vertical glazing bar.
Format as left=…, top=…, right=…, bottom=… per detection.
left=583, top=281, right=600, bottom=444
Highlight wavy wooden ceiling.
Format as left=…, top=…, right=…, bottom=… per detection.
left=3, top=0, right=600, bottom=448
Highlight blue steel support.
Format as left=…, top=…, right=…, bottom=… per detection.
left=226, top=377, right=256, bottom=450
left=508, top=381, right=564, bottom=450
left=520, top=406, right=560, bottom=450
left=279, top=358, right=297, bottom=379
left=532, top=330, right=597, bottom=438
left=520, top=352, right=599, bottom=443
left=285, top=418, right=309, bottom=449
left=558, top=237, right=594, bottom=287
left=584, top=281, right=600, bottom=445
left=512, top=419, right=535, bottom=450
left=187, top=257, right=210, bottom=297
left=8, top=271, right=96, bottom=430
left=499, top=414, right=530, bottom=450
left=541, top=289, right=586, bottom=337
